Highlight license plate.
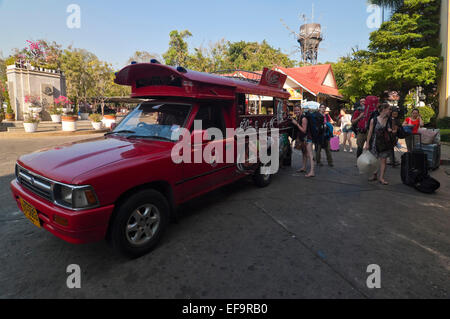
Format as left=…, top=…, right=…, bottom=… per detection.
left=20, top=198, right=41, bottom=228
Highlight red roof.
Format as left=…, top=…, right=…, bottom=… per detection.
left=276, top=64, right=343, bottom=98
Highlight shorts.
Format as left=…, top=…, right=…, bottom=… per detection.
left=342, top=125, right=353, bottom=133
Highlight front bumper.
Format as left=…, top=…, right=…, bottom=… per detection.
left=10, top=179, right=115, bottom=244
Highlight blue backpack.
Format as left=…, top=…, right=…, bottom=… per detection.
left=325, top=122, right=334, bottom=139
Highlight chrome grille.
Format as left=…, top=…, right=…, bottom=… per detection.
left=16, top=165, right=53, bottom=202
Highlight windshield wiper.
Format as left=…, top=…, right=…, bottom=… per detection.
left=126, top=135, right=173, bottom=142
left=105, top=130, right=136, bottom=136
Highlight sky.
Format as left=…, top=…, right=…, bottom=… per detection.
left=0, top=0, right=386, bottom=69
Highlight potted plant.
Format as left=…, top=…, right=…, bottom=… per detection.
left=54, top=95, right=72, bottom=115
left=79, top=103, right=91, bottom=120
left=49, top=106, right=63, bottom=123
left=5, top=104, right=14, bottom=121
left=102, top=113, right=117, bottom=129
left=89, top=113, right=103, bottom=130
left=23, top=113, right=40, bottom=133
left=61, top=100, right=77, bottom=132
left=61, top=111, right=78, bottom=132
left=25, top=95, right=43, bottom=115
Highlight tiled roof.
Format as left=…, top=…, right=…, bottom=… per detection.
left=276, top=64, right=343, bottom=98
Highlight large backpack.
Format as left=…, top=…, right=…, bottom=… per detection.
left=305, top=111, right=325, bottom=144
left=414, top=176, right=440, bottom=194
left=401, top=150, right=439, bottom=193
left=357, top=96, right=378, bottom=133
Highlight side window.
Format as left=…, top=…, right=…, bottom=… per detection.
left=193, top=105, right=226, bottom=138
left=244, top=95, right=276, bottom=115
left=237, top=94, right=246, bottom=116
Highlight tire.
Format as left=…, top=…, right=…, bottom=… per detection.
left=253, top=164, right=272, bottom=188
left=283, top=147, right=292, bottom=167
left=109, top=189, right=170, bottom=258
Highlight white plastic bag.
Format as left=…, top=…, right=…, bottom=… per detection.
left=357, top=150, right=379, bottom=175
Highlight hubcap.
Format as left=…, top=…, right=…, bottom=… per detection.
left=262, top=162, right=271, bottom=181
left=126, top=204, right=161, bottom=246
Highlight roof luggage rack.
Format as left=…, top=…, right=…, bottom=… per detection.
left=211, top=70, right=262, bottom=84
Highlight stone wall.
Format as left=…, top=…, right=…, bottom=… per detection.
left=6, top=65, right=66, bottom=121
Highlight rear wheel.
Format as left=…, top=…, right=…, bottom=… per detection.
left=283, top=146, right=292, bottom=167
left=109, top=190, right=169, bottom=258
left=253, top=163, right=272, bottom=188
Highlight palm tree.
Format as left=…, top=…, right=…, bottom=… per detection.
left=368, top=0, right=404, bottom=23
left=368, top=0, right=403, bottom=10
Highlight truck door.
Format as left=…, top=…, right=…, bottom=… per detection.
left=179, top=104, right=232, bottom=200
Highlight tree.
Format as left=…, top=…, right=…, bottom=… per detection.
left=188, top=47, right=213, bottom=72
left=225, top=40, right=296, bottom=71
left=8, top=40, right=63, bottom=70
left=336, top=0, right=441, bottom=112
left=87, top=60, right=114, bottom=115
left=163, top=30, right=192, bottom=66
left=367, top=0, right=441, bottom=111
left=60, top=47, right=98, bottom=107
left=127, top=51, right=161, bottom=64
left=0, top=54, right=10, bottom=110
left=162, top=30, right=295, bottom=72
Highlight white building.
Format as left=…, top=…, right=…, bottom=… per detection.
left=439, top=0, right=450, bottom=118
left=6, top=64, right=66, bottom=121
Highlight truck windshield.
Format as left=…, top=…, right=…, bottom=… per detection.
left=111, top=102, right=191, bottom=141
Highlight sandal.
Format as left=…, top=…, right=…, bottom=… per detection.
left=297, top=169, right=307, bottom=173
left=379, top=180, right=389, bottom=185
left=305, top=174, right=315, bottom=178
left=368, top=176, right=378, bottom=182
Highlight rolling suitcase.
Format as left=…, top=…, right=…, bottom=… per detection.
left=420, top=144, right=441, bottom=170
left=401, top=153, right=415, bottom=186
left=330, top=136, right=340, bottom=152
left=411, top=149, right=428, bottom=174
left=401, top=151, right=428, bottom=186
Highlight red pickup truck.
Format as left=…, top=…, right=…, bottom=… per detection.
left=10, top=62, right=292, bottom=257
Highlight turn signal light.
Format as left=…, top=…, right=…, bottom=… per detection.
left=84, top=190, right=97, bottom=206
left=53, top=215, right=68, bottom=227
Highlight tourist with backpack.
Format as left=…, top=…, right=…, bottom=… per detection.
left=292, top=106, right=315, bottom=178
left=352, top=97, right=378, bottom=158
left=352, top=98, right=367, bottom=158
left=364, top=103, right=395, bottom=185
left=315, top=105, right=334, bottom=167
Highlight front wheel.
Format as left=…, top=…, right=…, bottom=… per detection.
left=108, top=190, right=169, bottom=258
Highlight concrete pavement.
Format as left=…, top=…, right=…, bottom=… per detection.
left=0, top=136, right=449, bottom=298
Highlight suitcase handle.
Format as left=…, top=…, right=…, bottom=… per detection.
left=411, top=133, right=422, bottom=151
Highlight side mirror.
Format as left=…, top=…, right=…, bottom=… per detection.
left=191, top=130, right=209, bottom=144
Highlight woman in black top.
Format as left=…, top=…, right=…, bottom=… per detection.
left=292, top=106, right=315, bottom=178
left=365, top=104, right=395, bottom=185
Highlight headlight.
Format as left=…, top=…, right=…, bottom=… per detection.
left=59, top=185, right=73, bottom=205
left=54, top=184, right=99, bottom=210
